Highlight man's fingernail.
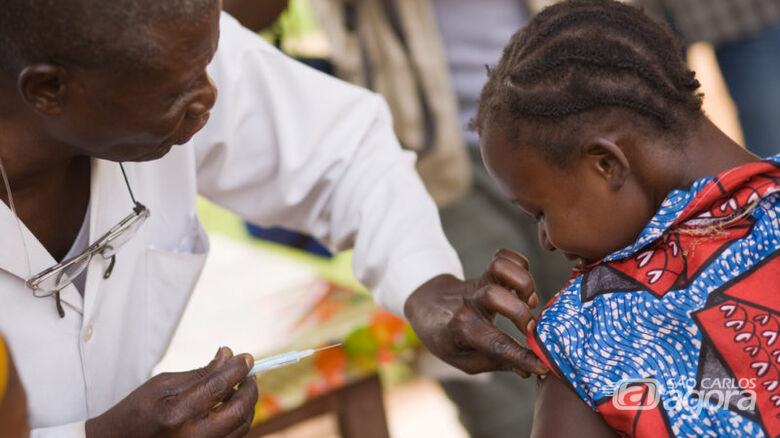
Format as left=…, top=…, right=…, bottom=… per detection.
left=215, top=346, right=224, bottom=358
left=526, top=319, right=537, bottom=335
left=219, top=346, right=233, bottom=360
left=528, top=293, right=539, bottom=308
left=536, top=361, right=550, bottom=375
left=243, top=354, right=254, bottom=369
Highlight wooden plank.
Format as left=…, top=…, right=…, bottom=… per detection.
left=247, top=375, right=389, bottom=438
left=337, top=375, right=390, bottom=438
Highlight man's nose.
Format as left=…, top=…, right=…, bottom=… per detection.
left=538, top=224, right=555, bottom=252
left=187, top=74, right=218, bottom=118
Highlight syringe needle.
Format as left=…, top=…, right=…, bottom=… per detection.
left=313, top=343, right=342, bottom=353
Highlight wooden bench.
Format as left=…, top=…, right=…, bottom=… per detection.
left=248, top=374, right=390, bottom=438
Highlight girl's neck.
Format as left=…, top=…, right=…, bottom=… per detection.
left=679, top=117, right=760, bottom=185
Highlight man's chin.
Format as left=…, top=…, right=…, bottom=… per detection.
left=130, top=116, right=209, bottom=161
left=125, top=143, right=177, bottom=162
left=112, top=117, right=208, bottom=162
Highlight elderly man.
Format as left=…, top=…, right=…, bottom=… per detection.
left=0, top=0, right=544, bottom=437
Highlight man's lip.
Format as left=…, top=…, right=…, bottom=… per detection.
left=169, top=113, right=211, bottom=147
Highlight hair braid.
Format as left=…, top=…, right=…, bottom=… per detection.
left=475, top=0, right=704, bottom=165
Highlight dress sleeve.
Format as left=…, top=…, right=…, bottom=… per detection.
left=526, top=277, right=598, bottom=410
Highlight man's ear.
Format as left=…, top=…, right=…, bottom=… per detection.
left=17, top=64, right=70, bottom=116
left=582, top=137, right=630, bottom=191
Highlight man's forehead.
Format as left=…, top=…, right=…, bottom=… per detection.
left=0, top=0, right=221, bottom=83
left=140, top=9, right=220, bottom=70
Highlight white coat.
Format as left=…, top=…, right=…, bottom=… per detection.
left=0, top=13, right=463, bottom=437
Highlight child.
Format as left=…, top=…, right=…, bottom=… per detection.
left=474, top=0, right=780, bottom=436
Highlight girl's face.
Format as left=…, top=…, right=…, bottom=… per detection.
left=480, top=121, right=656, bottom=265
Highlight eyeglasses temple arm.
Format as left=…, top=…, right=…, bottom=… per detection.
left=119, top=163, right=141, bottom=208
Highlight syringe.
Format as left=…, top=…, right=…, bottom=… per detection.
left=248, top=343, right=342, bottom=376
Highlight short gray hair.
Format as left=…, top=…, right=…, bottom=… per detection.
left=0, top=0, right=218, bottom=77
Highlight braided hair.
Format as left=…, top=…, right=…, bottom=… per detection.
left=475, top=0, right=704, bottom=165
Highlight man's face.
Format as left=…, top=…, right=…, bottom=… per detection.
left=45, top=4, right=221, bottom=162
left=481, top=121, right=655, bottom=265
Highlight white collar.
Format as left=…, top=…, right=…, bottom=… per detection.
left=0, top=198, right=83, bottom=314
left=0, top=158, right=133, bottom=315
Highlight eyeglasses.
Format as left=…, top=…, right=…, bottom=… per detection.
left=25, top=163, right=150, bottom=318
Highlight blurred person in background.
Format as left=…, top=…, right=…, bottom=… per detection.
left=641, top=0, right=780, bottom=158
left=223, top=0, right=289, bottom=32
left=1, top=334, right=29, bottom=438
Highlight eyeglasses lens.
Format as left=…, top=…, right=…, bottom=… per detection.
left=32, top=256, right=90, bottom=297
left=100, top=212, right=148, bottom=258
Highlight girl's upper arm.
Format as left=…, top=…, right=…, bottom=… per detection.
left=531, top=375, right=618, bottom=438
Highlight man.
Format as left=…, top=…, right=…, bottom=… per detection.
left=0, top=1, right=544, bottom=436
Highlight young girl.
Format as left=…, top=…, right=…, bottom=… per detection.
left=475, top=0, right=780, bottom=436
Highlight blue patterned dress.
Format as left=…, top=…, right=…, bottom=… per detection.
left=528, top=156, right=780, bottom=437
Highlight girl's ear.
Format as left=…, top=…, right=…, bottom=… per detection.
left=581, top=137, right=630, bottom=191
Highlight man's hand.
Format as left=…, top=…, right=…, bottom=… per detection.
left=404, top=249, right=549, bottom=377
left=86, top=347, right=258, bottom=438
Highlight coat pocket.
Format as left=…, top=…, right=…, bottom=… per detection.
left=145, top=218, right=209, bottom=370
